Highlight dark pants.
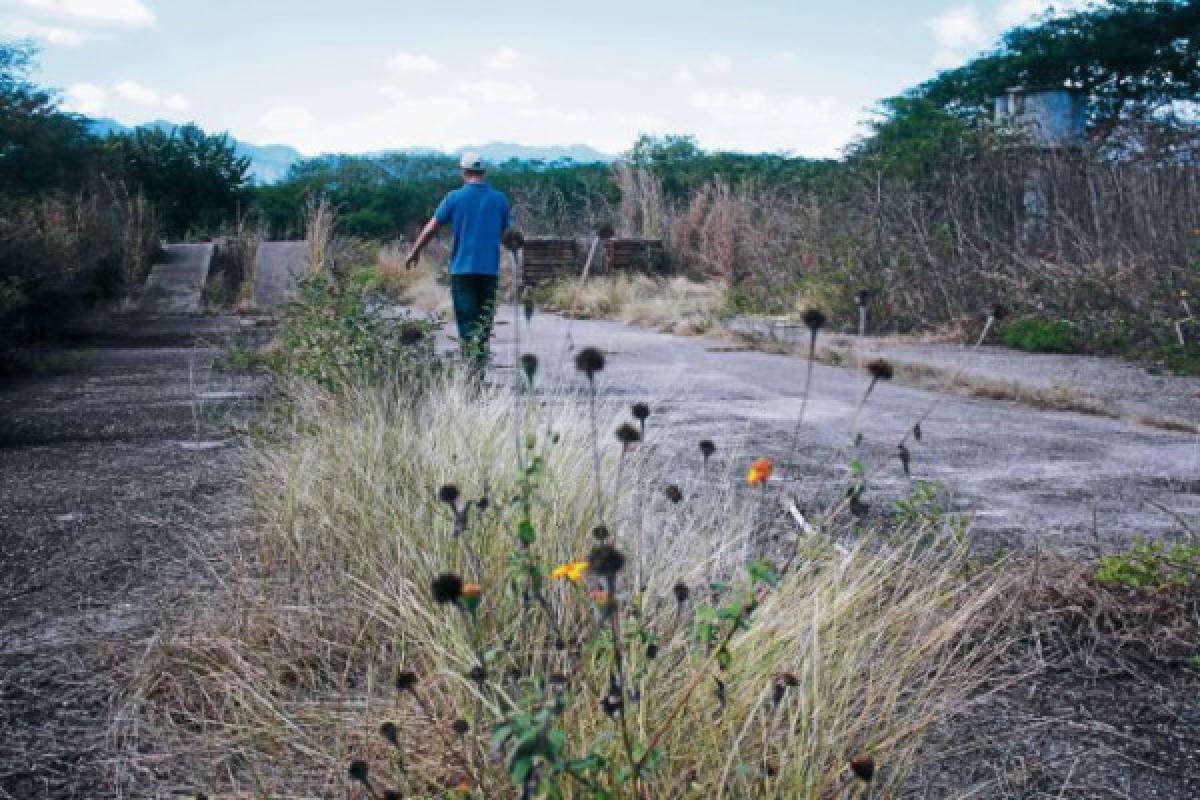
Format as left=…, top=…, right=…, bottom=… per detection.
left=450, top=273, right=498, bottom=373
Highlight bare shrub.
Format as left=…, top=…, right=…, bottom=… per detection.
left=614, top=162, right=666, bottom=238
left=640, top=126, right=1199, bottom=347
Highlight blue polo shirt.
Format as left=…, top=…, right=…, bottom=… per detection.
left=434, top=182, right=511, bottom=275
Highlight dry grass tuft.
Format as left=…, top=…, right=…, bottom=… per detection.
left=376, top=241, right=452, bottom=313
left=541, top=273, right=726, bottom=335
left=114, top=370, right=1016, bottom=798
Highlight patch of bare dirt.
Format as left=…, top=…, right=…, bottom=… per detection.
left=0, top=314, right=266, bottom=799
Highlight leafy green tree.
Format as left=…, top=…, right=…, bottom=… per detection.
left=918, top=0, right=1200, bottom=122
left=0, top=40, right=95, bottom=193
left=106, top=124, right=250, bottom=236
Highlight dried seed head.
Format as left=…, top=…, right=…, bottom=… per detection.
left=587, top=545, right=626, bottom=578
left=519, top=353, right=538, bottom=385
left=699, top=439, right=716, bottom=460
left=850, top=754, right=875, bottom=782
left=664, top=484, right=683, bottom=504
left=672, top=581, right=689, bottom=605
left=431, top=573, right=464, bottom=605
left=615, top=423, right=641, bottom=445
left=591, top=524, right=610, bottom=541
left=866, top=359, right=894, bottom=381
left=501, top=229, right=524, bottom=251
left=438, top=484, right=460, bottom=508
left=631, top=402, right=650, bottom=421
left=379, top=721, right=399, bottom=746
left=646, top=642, right=659, bottom=659
left=855, top=289, right=870, bottom=306
left=452, top=718, right=469, bottom=736
left=990, top=304, right=1007, bottom=321
left=802, top=308, right=826, bottom=333
left=348, top=760, right=370, bottom=784
left=400, top=323, right=425, bottom=345
left=395, top=669, right=418, bottom=693
left=596, top=222, right=615, bottom=239
left=912, top=422, right=922, bottom=441
left=574, top=346, right=605, bottom=379
left=523, top=292, right=535, bottom=323
left=469, top=665, right=487, bottom=684
left=601, top=675, right=623, bottom=715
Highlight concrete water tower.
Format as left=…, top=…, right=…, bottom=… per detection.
left=994, top=87, right=1086, bottom=149
left=993, top=87, right=1087, bottom=244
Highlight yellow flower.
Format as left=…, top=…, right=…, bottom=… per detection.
left=551, top=560, right=589, bottom=583
left=746, top=457, right=773, bottom=486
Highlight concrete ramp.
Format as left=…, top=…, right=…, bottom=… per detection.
left=254, top=241, right=310, bottom=309
left=142, top=243, right=213, bottom=313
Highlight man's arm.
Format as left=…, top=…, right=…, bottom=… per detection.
left=405, top=217, right=441, bottom=269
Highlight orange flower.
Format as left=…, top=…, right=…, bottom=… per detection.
left=746, top=457, right=773, bottom=486
left=551, top=560, right=589, bottom=583
left=590, top=589, right=612, bottom=607
left=461, top=582, right=483, bottom=613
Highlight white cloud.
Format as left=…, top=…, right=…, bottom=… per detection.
left=926, top=1, right=1094, bottom=67
left=515, top=107, right=589, bottom=124
left=774, top=51, right=796, bottom=65
left=926, top=5, right=987, bottom=51
left=995, top=0, right=1091, bottom=29
left=688, top=89, right=860, bottom=157
left=691, top=90, right=769, bottom=121
left=3, top=16, right=95, bottom=46
left=388, top=51, right=440, bottom=73
left=457, top=80, right=535, bottom=105
left=61, top=81, right=106, bottom=114
left=162, top=92, right=188, bottom=111
left=19, top=0, right=154, bottom=27
left=707, top=54, right=732, bottom=74
left=261, top=106, right=313, bottom=131
left=378, top=85, right=407, bottom=100
left=113, top=79, right=157, bottom=104
left=287, top=94, right=474, bottom=155
left=486, top=46, right=519, bottom=70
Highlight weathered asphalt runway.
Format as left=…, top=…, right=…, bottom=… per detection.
left=487, top=308, right=1200, bottom=550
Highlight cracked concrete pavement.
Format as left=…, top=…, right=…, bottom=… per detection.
left=483, top=308, right=1200, bottom=550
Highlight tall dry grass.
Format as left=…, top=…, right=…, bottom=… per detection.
left=541, top=273, right=726, bottom=335
left=115, top=364, right=1015, bottom=797
left=376, top=239, right=452, bottom=313
left=605, top=127, right=1199, bottom=352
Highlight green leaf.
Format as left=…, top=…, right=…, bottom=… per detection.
left=518, top=519, right=537, bottom=545
left=746, top=559, right=780, bottom=587
left=510, top=754, right=533, bottom=786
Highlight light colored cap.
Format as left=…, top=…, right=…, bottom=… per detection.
left=459, top=151, right=485, bottom=172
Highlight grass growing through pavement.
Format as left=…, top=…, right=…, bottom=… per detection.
left=116, top=297, right=1017, bottom=798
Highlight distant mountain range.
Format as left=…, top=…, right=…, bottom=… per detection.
left=86, top=119, right=615, bottom=184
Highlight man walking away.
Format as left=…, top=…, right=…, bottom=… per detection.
left=406, top=152, right=511, bottom=376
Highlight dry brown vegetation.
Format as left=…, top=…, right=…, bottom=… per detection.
left=611, top=129, right=1199, bottom=357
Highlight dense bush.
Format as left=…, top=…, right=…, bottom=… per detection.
left=0, top=41, right=249, bottom=370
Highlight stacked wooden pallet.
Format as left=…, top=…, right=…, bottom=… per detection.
left=520, top=237, right=579, bottom=285
left=604, top=238, right=666, bottom=274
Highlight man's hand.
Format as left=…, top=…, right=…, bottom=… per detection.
left=405, top=251, right=420, bottom=270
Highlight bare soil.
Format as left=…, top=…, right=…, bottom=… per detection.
left=0, top=314, right=266, bottom=799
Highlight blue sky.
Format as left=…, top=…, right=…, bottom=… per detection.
left=2, top=0, right=1090, bottom=157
